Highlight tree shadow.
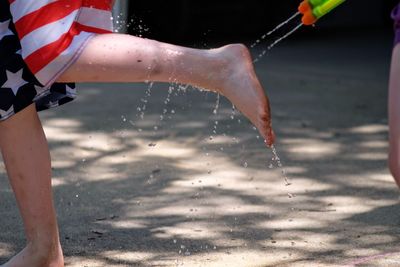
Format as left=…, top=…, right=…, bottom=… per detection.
left=0, top=29, right=398, bottom=266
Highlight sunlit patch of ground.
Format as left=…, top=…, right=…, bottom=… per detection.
left=0, top=31, right=397, bottom=266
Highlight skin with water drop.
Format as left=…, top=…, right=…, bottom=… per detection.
left=0, top=2, right=280, bottom=266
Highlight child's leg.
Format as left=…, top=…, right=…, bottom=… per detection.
left=388, top=44, right=400, bottom=188
left=58, top=34, right=275, bottom=145
left=0, top=104, right=63, bottom=267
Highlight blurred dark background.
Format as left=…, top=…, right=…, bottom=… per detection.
left=122, top=0, right=398, bottom=44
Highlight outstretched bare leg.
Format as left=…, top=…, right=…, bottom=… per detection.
left=58, top=34, right=275, bottom=145
left=0, top=104, right=63, bottom=267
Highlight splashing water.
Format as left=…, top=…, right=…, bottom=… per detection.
left=207, top=93, right=221, bottom=142
left=160, top=84, right=176, bottom=122
left=138, top=82, right=154, bottom=120
left=212, top=94, right=221, bottom=135
left=122, top=81, right=153, bottom=130
left=249, top=15, right=300, bottom=188
left=270, top=144, right=292, bottom=187
left=230, top=105, right=236, bottom=120
left=212, top=94, right=220, bottom=115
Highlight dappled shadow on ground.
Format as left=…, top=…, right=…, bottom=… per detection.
left=0, top=30, right=399, bottom=266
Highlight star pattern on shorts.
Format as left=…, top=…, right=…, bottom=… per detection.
left=0, top=105, right=14, bottom=118
left=0, top=5, right=77, bottom=120
left=65, top=84, right=76, bottom=94
left=0, top=20, right=14, bottom=42
left=1, top=69, right=28, bottom=95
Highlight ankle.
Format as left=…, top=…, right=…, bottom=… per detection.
left=212, top=44, right=253, bottom=91
left=27, top=240, right=64, bottom=266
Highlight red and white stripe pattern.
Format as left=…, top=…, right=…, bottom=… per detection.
left=8, top=0, right=113, bottom=87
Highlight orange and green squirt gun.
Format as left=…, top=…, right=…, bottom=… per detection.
left=299, top=0, right=346, bottom=25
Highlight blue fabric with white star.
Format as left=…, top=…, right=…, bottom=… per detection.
left=0, top=0, right=77, bottom=121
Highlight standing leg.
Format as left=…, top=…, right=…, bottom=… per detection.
left=0, top=104, right=63, bottom=267
left=58, top=34, right=275, bottom=145
left=388, top=44, right=400, bottom=188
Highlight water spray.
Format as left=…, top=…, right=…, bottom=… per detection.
left=253, top=0, right=347, bottom=188
left=252, top=0, right=346, bottom=63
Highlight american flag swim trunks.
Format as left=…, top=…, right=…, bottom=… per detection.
left=0, top=0, right=113, bottom=120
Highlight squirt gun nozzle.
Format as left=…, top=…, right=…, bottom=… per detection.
left=298, top=0, right=346, bottom=26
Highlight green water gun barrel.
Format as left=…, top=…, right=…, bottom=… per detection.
left=299, top=0, right=346, bottom=25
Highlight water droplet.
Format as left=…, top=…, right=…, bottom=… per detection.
left=173, top=239, right=177, bottom=244
left=243, top=162, right=248, bottom=168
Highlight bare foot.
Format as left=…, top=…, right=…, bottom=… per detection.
left=2, top=242, right=64, bottom=267
left=212, top=44, right=275, bottom=146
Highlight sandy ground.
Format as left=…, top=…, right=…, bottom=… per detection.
left=0, top=29, right=398, bottom=266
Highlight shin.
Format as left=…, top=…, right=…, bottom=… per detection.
left=0, top=104, right=63, bottom=267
